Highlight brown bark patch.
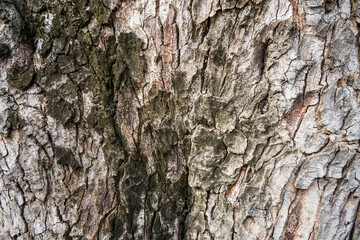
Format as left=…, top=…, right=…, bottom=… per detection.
left=337, top=78, right=346, bottom=88
left=290, top=0, right=305, bottom=27
left=280, top=198, right=303, bottom=240
left=281, top=91, right=317, bottom=136
left=160, top=7, right=176, bottom=90
left=226, top=165, right=248, bottom=199
left=116, top=85, right=141, bottom=146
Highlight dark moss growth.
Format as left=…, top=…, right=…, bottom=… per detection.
left=146, top=159, right=190, bottom=239
left=108, top=214, right=128, bottom=240
left=103, top=141, right=125, bottom=168
left=171, top=71, right=187, bottom=96
left=30, top=0, right=89, bottom=44
left=7, top=63, right=36, bottom=90
left=0, top=44, right=10, bottom=57
left=79, top=30, right=190, bottom=239
left=114, top=32, right=147, bottom=83
left=69, top=40, right=88, bottom=66
left=8, top=111, right=22, bottom=130
left=190, top=95, right=224, bottom=126
left=54, top=146, right=81, bottom=169
left=212, top=45, right=226, bottom=66
left=46, top=91, right=74, bottom=126
left=57, top=55, right=78, bottom=73
left=81, top=34, right=118, bottom=107
left=86, top=106, right=98, bottom=128
left=80, top=32, right=148, bottom=150
left=145, top=90, right=172, bottom=121
left=253, top=39, right=269, bottom=76
left=22, top=11, right=39, bottom=42
left=258, top=98, right=268, bottom=114
left=89, top=0, right=112, bottom=24
left=152, top=212, right=162, bottom=234
left=190, top=14, right=211, bottom=42
left=108, top=154, right=149, bottom=239
left=325, top=0, right=336, bottom=12
left=37, top=37, right=53, bottom=57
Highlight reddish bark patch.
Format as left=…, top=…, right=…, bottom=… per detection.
left=160, top=7, right=176, bottom=90
left=280, top=198, right=303, bottom=240
left=226, top=179, right=238, bottom=199
left=290, top=0, right=305, bottom=27
left=337, top=78, right=346, bottom=88
left=116, top=85, right=141, bottom=145
left=281, top=91, right=317, bottom=136
left=226, top=165, right=248, bottom=199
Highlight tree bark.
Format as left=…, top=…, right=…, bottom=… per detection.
left=1, top=0, right=360, bottom=239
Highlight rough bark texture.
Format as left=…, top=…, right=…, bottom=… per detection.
left=1, top=0, right=360, bottom=239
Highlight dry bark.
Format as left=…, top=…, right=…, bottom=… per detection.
left=0, top=0, right=360, bottom=239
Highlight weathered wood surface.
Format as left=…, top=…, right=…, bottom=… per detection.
left=0, top=0, right=359, bottom=239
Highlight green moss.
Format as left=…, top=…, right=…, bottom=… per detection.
left=79, top=32, right=93, bottom=51
left=89, top=0, right=111, bottom=24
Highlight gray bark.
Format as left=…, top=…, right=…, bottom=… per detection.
left=1, top=0, right=360, bottom=239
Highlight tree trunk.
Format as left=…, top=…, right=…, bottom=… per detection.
left=1, top=0, right=360, bottom=239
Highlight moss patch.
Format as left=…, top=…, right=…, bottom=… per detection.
left=46, top=90, right=74, bottom=126
left=8, top=63, right=36, bottom=90
left=54, top=146, right=81, bottom=169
